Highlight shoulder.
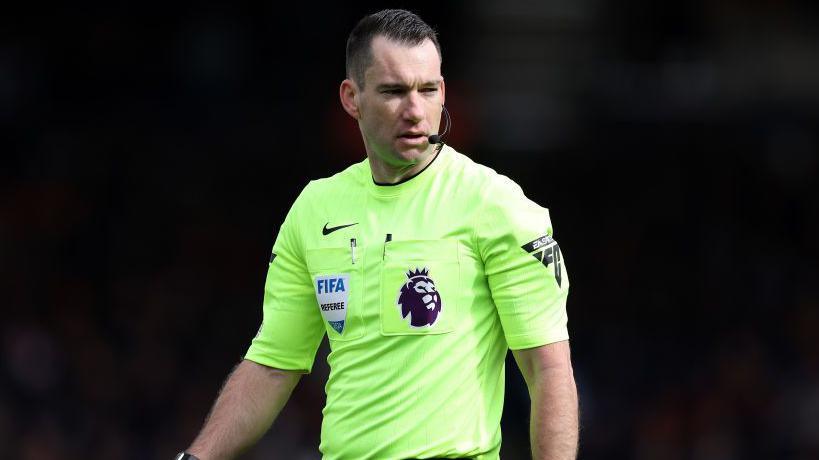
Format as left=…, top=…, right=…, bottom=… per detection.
left=446, top=148, right=550, bottom=246
left=295, top=159, right=368, bottom=205
left=444, top=146, right=533, bottom=206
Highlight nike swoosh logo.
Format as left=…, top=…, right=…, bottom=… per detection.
left=322, top=222, right=359, bottom=235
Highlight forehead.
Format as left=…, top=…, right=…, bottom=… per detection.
left=364, top=35, right=442, bottom=86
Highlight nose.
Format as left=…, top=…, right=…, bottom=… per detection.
left=402, top=90, right=425, bottom=123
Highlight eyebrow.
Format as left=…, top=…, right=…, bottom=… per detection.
left=375, top=80, right=442, bottom=91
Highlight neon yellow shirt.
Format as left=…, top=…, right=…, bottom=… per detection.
left=246, top=145, right=569, bottom=459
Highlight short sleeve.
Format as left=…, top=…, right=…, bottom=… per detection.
left=476, top=176, right=570, bottom=350
left=245, top=186, right=325, bottom=372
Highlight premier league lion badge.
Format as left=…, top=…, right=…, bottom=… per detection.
left=398, top=267, right=443, bottom=327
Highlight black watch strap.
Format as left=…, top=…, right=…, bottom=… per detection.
left=175, top=453, right=200, bottom=460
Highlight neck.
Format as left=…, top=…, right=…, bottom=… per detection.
left=368, top=147, right=440, bottom=184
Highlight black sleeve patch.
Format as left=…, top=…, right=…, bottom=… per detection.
left=521, top=235, right=563, bottom=287
left=269, top=252, right=277, bottom=263
left=521, top=235, right=555, bottom=253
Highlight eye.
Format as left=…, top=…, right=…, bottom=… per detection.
left=381, top=88, right=404, bottom=95
left=420, top=87, right=438, bottom=94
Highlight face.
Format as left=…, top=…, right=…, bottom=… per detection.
left=340, top=36, right=445, bottom=167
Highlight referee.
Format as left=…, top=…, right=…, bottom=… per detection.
left=178, top=9, right=578, bottom=460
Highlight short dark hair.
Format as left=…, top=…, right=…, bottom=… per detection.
left=345, top=9, right=441, bottom=88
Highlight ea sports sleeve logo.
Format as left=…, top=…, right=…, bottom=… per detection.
left=397, top=267, right=442, bottom=327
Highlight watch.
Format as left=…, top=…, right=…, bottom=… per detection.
left=175, top=453, right=200, bottom=460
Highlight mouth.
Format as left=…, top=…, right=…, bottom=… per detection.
left=398, top=132, right=426, bottom=139
left=397, top=132, right=428, bottom=145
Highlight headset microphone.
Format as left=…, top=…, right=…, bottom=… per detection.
left=428, top=105, right=451, bottom=145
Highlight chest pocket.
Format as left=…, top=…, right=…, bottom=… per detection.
left=380, top=239, right=460, bottom=336
left=305, top=247, right=365, bottom=341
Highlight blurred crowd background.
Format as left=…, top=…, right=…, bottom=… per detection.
left=2, top=1, right=818, bottom=459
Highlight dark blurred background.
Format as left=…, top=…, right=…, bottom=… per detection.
left=2, top=1, right=818, bottom=459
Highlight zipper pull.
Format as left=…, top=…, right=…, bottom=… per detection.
left=350, top=238, right=357, bottom=264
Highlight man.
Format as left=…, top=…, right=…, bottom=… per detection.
left=178, top=9, right=577, bottom=460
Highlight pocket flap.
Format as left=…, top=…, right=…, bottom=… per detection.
left=306, top=247, right=353, bottom=271
left=384, top=239, right=459, bottom=262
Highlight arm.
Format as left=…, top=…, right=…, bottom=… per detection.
left=512, top=340, right=579, bottom=460
left=186, top=359, right=302, bottom=460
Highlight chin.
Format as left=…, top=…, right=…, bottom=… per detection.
left=397, top=149, right=424, bottom=162
left=394, top=145, right=433, bottom=163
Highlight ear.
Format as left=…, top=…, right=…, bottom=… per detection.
left=440, top=78, right=446, bottom=106
left=339, top=78, right=361, bottom=120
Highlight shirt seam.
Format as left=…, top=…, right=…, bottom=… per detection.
left=471, top=177, right=495, bottom=263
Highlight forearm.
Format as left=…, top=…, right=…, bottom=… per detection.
left=187, top=359, right=301, bottom=460
left=529, top=365, right=578, bottom=460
